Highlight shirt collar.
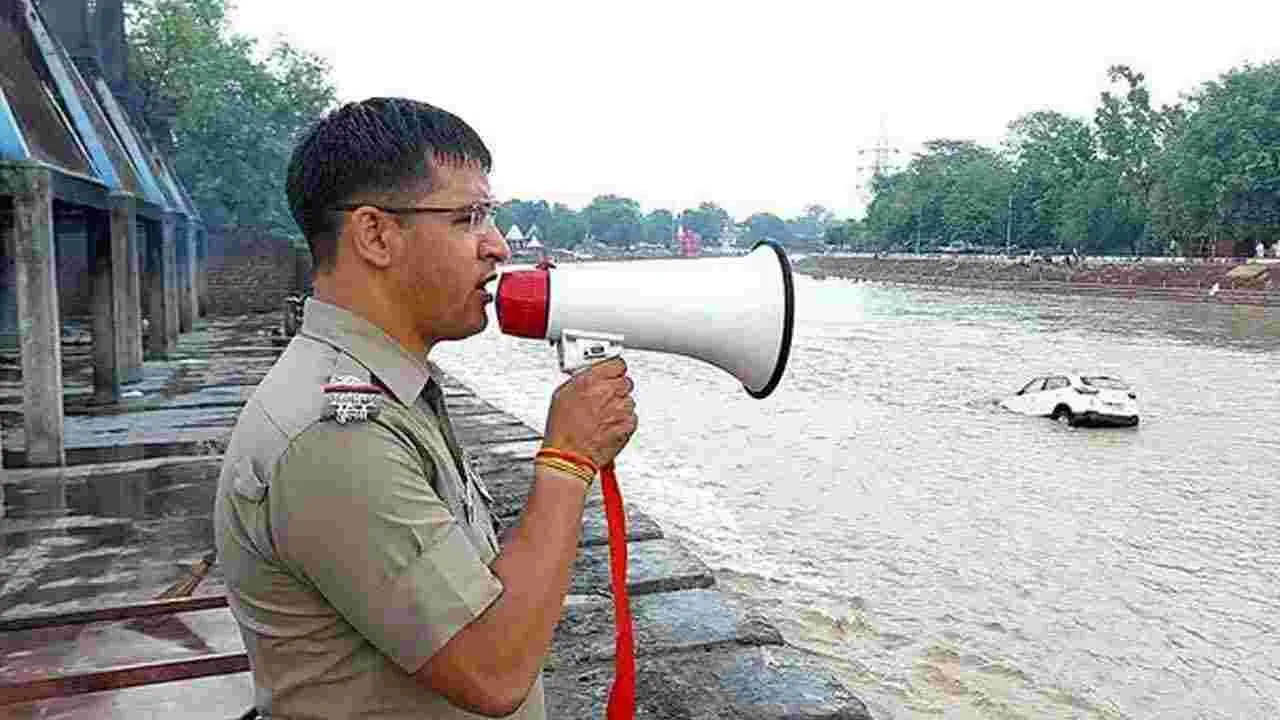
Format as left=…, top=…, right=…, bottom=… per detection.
left=299, top=298, right=432, bottom=405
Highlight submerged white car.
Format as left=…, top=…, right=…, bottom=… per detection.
left=1000, top=374, right=1140, bottom=427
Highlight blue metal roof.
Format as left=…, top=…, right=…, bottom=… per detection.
left=23, top=1, right=120, bottom=190
left=0, top=86, right=30, bottom=161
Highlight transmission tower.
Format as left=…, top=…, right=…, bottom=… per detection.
left=855, top=114, right=901, bottom=212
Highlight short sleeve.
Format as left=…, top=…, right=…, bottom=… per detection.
left=272, top=419, right=504, bottom=673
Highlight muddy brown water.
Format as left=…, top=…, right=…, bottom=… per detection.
left=433, top=259, right=1280, bottom=720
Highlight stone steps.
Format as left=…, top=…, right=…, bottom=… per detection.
left=0, top=590, right=868, bottom=718
left=0, top=313, right=869, bottom=717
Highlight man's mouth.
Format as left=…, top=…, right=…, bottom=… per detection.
left=478, top=273, right=499, bottom=302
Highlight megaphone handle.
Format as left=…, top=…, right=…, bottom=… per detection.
left=601, top=462, right=636, bottom=720
left=556, top=331, right=625, bottom=374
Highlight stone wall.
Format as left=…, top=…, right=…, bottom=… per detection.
left=0, top=210, right=14, bottom=341
left=0, top=209, right=96, bottom=347
left=53, top=214, right=92, bottom=322
left=800, top=254, right=1280, bottom=305
left=204, top=228, right=311, bottom=316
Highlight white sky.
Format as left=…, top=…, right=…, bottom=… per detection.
left=229, top=1, right=1280, bottom=221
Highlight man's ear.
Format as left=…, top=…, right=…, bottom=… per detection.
left=347, top=207, right=399, bottom=269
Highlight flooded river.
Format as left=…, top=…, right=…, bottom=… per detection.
left=433, top=259, right=1280, bottom=720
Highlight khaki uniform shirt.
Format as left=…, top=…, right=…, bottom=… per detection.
left=214, top=299, right=546, bottom=719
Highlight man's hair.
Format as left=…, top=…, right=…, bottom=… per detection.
left=286, top=98, right=493, bottom=271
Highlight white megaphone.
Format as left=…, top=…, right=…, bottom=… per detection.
left=494, top=240, right=795, bottom=398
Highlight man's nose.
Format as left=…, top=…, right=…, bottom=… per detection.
left=481, top=225, right=512, bottom=263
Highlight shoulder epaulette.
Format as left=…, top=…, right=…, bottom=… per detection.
left=322, top=374, right=386, bottom=424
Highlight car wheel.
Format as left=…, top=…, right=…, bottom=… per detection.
left=1051, top=405, right=1074, bottom=426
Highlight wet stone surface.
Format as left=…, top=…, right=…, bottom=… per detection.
left=570, top=538, right=716, bottom=597
left=543, top=645, right=872, bottom=720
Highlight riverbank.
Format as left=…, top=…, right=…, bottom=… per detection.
left=0, top=313, right=869, bottom=718
left=796, top=254, right=1280, bottom=306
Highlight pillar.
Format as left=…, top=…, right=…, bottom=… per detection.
left=8, top=162, right=65, bottom=466
left=197, top=228, right=208, bottom=317
left=187, top=220, right=200, bottom=325
left=109, top=192, right=143, bottom=382
left=88, top=206, right=119, bottom=403
left=178, top=216, right=197, bottom=332
left=163, top=212, right=179, bottom=346
left=145, top=212, right=178, bottom=356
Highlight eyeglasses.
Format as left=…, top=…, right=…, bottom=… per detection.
left=331, top=202, right=498, bottom=235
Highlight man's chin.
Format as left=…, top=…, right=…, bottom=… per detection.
left=443, top=315, right=489, bottom=342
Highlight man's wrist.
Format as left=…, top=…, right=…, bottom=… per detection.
left=534, top=448, right=596, bottom=488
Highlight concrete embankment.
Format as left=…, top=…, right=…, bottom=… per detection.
left=798, top=254, right=1280, bottom=306
left=0, top=313, right=870, bottom=718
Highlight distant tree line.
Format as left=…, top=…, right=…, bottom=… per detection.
left=861, top=63, right=1280, bottom=257
left=495, top=197, right=842, bottom=250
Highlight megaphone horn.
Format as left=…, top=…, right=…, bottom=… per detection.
left=495, top=240, right=795, bottom=399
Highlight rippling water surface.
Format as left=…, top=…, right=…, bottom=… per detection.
left=434, top=259, right=1280, bottom=720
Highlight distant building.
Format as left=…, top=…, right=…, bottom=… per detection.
left=526, top=236, right=546, bottom=262
left=719, top=223, right=744, bottom=253
left=504, top=223, right=526, bottom=250
left=676, top=226, right=701, bottom=258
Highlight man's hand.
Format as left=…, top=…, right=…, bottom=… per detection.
left=542, top=358, right=638, bottom=467
left=417, top=359, right=636, bottom=715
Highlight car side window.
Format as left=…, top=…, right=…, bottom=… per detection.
left=1019, top=378, right=1045, bottom=394
left=1045, top=377, right=1069, bottom=391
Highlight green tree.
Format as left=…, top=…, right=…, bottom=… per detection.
left=939, top=150, right=1012, bottom=247
left=1088, top=65, right=1182, bottom=254
left=823, top=219, right=860, bottom=250
left=787, top=204, right=836, bottom=241
left=1005, top=110, right=1095, bottom=248
left=641, top=209, right=675, bottom=246
left=126, top=0, right=337, bottom=238
left=498, top=199, right=551, bottom=240
left=1152, top=61, right=1280, bottom=255
left=743, top=212, right=792, bottom=245
left=544, top=202, right=588, bottom=248
left=583, top=195, right=643, bottom=246
left=678, top=202, right=731, bottom=242
left=1059, top=168, right=1145, bottom=255
left=863, top=171, right=920, bottom=249
left=864, top=139, right=1012, bottom=251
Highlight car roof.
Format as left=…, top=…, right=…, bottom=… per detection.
left=1024, top=373, right=1125, bottom=383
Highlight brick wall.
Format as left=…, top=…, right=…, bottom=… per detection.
left=205, top=228, right=312, bottom=316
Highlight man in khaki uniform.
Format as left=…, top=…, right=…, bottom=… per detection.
left=214, top=98, right=638, bottom=718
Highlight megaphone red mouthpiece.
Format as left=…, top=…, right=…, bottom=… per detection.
left=494, top=268, right=550, bottom=339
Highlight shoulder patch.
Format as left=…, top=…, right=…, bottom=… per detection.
left=322, top=374, right=385, bottom=424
